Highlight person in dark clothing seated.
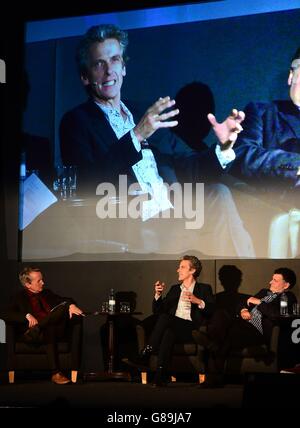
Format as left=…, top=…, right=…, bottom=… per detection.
left=58, top=24, right=256, bottom=259
left=230, top=47, right=300, bottom=257
left=127, top=255, right=214, bottom=387
left=231, top=47, right=300, bottom=192
left=60, top=24, right=245, bottom=193
left=1, top=267, right=84, bottom=384
left=194, top=267, right=298, bottom=384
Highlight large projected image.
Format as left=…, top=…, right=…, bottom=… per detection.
left=20, top=1, right=300, bottom=261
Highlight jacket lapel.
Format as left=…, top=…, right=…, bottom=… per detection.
left=84, top=100, right=119, bottom=151
left=276, top=100, right=300, bottom=142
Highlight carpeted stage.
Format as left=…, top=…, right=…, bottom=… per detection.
left=0, top=378, right=242, bottom=409
left=0, top=373, right=300, bottom=409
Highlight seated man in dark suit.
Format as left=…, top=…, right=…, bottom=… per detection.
left=60, top=24, right=244, bottom=191
left=195, top=267, right=298, bottom=382
left=1, top=267, right=84, bottom=384
left=132, top=255, right=214, bottom=386
left=232, top=47, right=300, bottom=188
left=232, top=268, right=297, bottom=347
left=230, top=47, right=300, bottom=257
left=59, top=24, right=255, bottom=258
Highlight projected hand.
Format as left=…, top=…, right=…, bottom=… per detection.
left=208, top=108, right=245, bottom=149
left=133, top=96, right=179, bottom=142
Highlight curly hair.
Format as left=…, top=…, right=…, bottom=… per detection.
left=76, top=24, right=129, bottom=75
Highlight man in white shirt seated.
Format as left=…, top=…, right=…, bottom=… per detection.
left=60, top=24, right=254, bottom=258
left=137, top=255, right=214, bottom=387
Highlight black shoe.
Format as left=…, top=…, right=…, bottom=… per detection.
left=133, top=344, right=153, bottom=366
left=121, top=345, right=153, bottom=372
left=151, top=367, right=168, bottom=388
left=140, top=344, right=153, bottom=358
left=121, top=357, right=150, bottom=372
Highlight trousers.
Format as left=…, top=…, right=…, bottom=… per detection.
left=148, top=313, right=196, bottom=369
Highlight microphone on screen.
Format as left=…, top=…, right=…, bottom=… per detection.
left=92, top=82, right=102, bottom=90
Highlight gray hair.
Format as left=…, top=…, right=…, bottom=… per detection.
left=19, top=267, right=41, bottom=287
left=76, top=24, right=129, bottom=75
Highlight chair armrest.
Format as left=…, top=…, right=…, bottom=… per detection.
left=269, top=325, right=280, bottom=353
left=0, top=318, right=6, bottom=344
left=3, top=322, right=17, bottom=370
left=69, top=316, right=83, bottom=370
left=5, top=322, right=15, bottom=351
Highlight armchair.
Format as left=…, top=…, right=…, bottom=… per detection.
left=225, top=325, right=280, bottom=374
left=4, top=316, right=83, bottom=383
left=136, top=323, right=206, bottom=384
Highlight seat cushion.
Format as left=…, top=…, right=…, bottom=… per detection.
left=229, top=344, right=269, bottom=358
left=173, top=343, right=199, bottom=355
left=15, top=341, right=70, bottom=354
left=150, top=342, right=199, bottom=356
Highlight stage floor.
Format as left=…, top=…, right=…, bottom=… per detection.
left=0, top=379, right=242, bottom=409
left=1, top=374, right=300, bottom=409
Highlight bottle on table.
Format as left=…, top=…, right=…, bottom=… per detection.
left=280, top=292, right=288, bottom=316
left=108, top=288, right=116, bottom=313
